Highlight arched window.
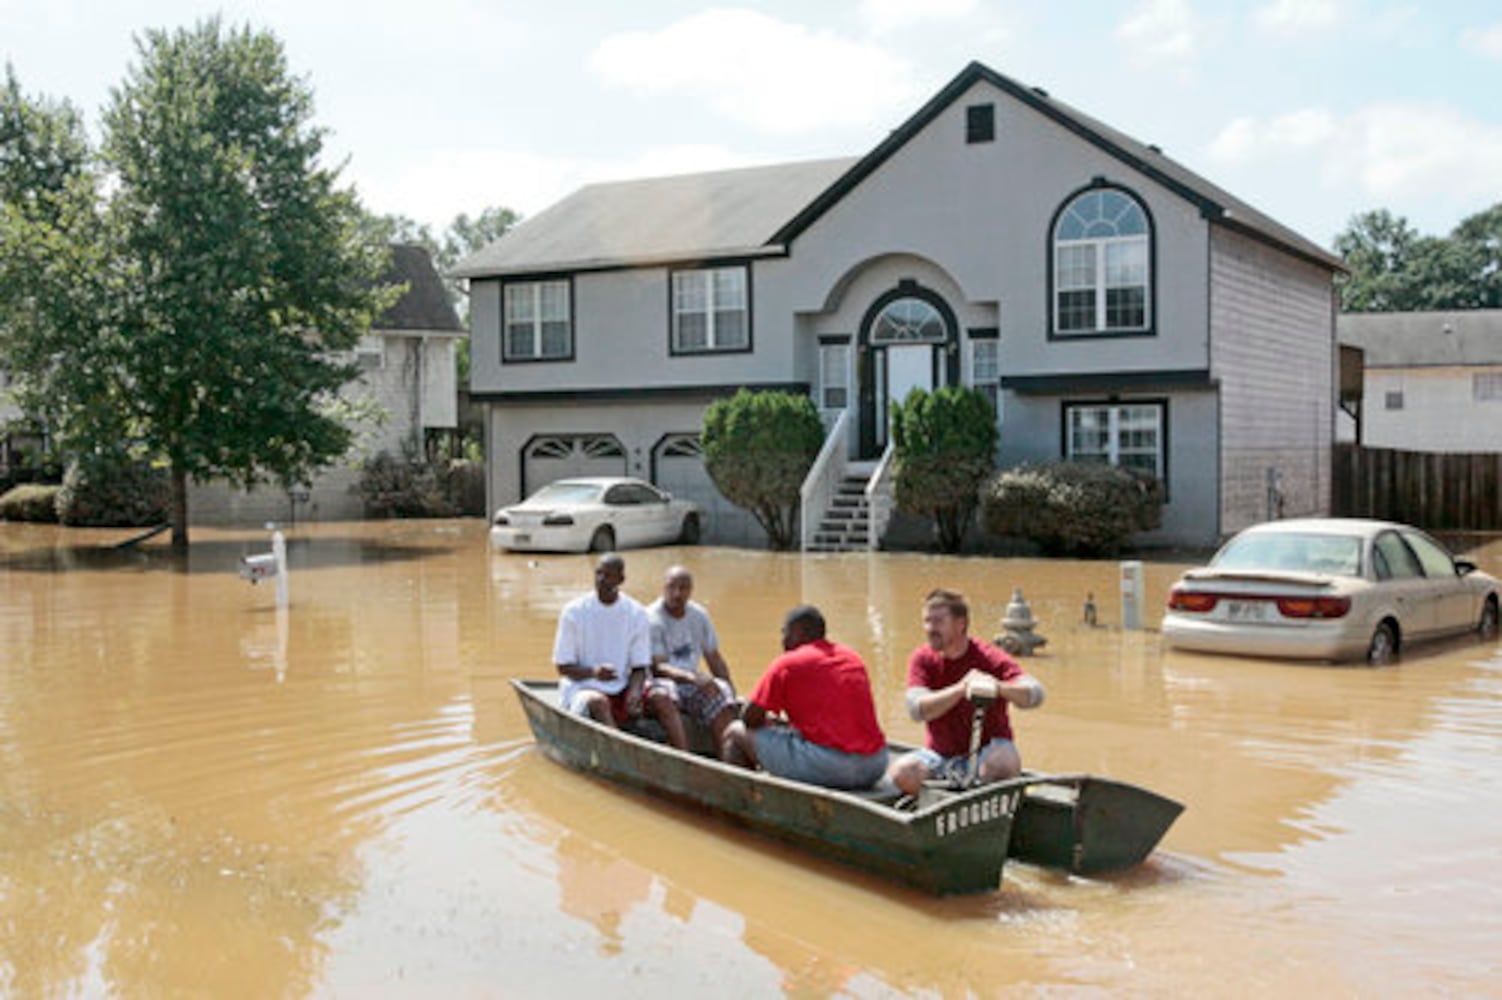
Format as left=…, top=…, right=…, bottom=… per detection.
left=1053, top=188, right=1150, bottom=334
left=870, top=297, right=947, bottom=343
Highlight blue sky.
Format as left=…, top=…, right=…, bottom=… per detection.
left=5, top=0, right=1501, bottom=250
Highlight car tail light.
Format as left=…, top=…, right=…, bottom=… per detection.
left=493, top=513, right=510, bottom=526
left=1276, top=596, right=1351, bottom=619
left=1167, top=589, right=1218, bottom=613
left=542, top=513, right=575, bottom=526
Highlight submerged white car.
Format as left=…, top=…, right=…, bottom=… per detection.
left=1162, top=518, right=1500, bottom=665
left=489, top=477, right=702, bottom=554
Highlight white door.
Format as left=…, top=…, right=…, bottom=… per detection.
left=879, top=345, right=934, bottom=447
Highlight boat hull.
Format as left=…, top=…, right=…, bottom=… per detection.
left=513, top=679, right=1018, bottom=895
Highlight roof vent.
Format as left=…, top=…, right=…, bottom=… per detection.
left=1148, top=143, right=1162, bottom=153
left=1030, top=86, right=1049, bottom=98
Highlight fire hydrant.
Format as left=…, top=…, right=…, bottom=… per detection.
left=996, top=587, right=1047, bottom=656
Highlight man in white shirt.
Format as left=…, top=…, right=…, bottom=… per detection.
left=646, top=565, right=737, bottom=754
left=553, top=553, right=687, bottom=748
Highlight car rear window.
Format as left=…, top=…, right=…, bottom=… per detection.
left=527, top=483, right=602, bottom=505
left=1213, top=533, right=1362, bottom=576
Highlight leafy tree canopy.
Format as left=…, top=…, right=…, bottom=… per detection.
left=1, top=20, right=396, bottom=547
left=1335, top=204, right=1502, bottom=311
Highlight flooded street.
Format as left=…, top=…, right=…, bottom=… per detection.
left=3, top=520, right=1501, bottom=997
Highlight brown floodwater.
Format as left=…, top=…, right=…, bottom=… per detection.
left=3, top=520, right=1500, bottom=997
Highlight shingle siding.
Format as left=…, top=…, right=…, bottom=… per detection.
left=1211, top=227, right=1335, bottom=535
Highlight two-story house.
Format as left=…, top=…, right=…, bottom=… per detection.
left=457, top=62, right=1344, bottom=548
left=190, top=243, right=465, bottom=524
left=1338, top=309, right=1502, bottom=452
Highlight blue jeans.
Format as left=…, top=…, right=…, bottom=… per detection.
left=754, top=726, right=888, bottom=790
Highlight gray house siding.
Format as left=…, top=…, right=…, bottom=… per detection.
left=1210, top=227, right=1335, bottom=536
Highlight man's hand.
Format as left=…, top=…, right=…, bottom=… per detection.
left=693, top=673, right=719, bottom=694
left=594, top=664, right=619, bottom=683
left=624, top=671, right=645, bottom=716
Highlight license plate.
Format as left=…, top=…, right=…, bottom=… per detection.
left=1223, top=600, right=1271, bottom=622
left=513, top=533, right=531, bottom=544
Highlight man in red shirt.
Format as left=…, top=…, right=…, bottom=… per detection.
left=722, top=605, right=888, bottom=790
left=887, top=589, right=1045, bottom=796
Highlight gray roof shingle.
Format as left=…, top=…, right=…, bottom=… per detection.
left=378, top=244, right=463, bottom=332
left=451, top=158, right=858, bottom=279
left=1338, top=310, right=1502, bottom=367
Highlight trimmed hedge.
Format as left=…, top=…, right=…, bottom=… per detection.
left=0, top=483, right=61, bottom=522
left=981, top=461, right=1164, bottom=556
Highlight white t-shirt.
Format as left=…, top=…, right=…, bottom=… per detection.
left=646, top=598, right=719, bottom=675
left=553, top=592, right=652, bottom=703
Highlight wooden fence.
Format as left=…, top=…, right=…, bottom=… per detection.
left=1332, top=444, right=1502, bottom=530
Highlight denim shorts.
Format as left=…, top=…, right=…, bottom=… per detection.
left=911, top=739, right=1016, bottom=784
left=754, top=726, right=889, bottom=790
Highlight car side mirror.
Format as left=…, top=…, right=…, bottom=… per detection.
left=1455, top=558, right=1477, bottom=576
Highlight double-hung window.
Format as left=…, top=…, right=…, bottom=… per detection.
left=970, top=337, right=1000, bottom=417
left=819, top=341, right=849, bottom=410
left=504, top=279, right=572, bottom=361
left=672, top=266, right=748, bottom=353
left=1053, top=188, right=1150, bottom=335
left=1066, top=402, right=1164, bottom=480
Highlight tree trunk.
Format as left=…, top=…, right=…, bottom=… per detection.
left=170, top=463, right=189, bottom=549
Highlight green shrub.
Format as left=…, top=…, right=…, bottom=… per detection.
left=891, top=387, right=998, bottom=552
left=702, top=389, right=825, bottom=550
left=0, top=483, right=61, bottom=522
left=55, top=455, right=171, bottom=526
left=357, top=451, right=458, bottom=518
left=980, top=461, right=1164, bottom=556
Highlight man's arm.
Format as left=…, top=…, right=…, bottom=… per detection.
left=704, top=647, right=734, bottom=694
left=905, top=668, right=1043, bottom=720
left=558, top=662, right=618, bottom=682
left=740, top=699, right=769, bottom=729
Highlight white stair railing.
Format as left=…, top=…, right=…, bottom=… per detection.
left=865, top=441, right=897, bottom=551
left=799, top=409, right=851, bottom=551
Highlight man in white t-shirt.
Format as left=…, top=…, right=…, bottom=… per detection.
left=554, top=553, right=687, bottom=748
left=646, top=565, right=737, bottom=754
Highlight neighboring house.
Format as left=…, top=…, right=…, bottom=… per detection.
left=1338, top=309, right=1502, bottom=452
left=189, top=243, right=465, bottom=524
left=456, top=61, right=1343, bottom=549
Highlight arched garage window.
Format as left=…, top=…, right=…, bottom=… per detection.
left=1053, top=188, right=1151, bottom=335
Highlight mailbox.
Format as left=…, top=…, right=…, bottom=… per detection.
left=239, top=552, right=278, bottom=583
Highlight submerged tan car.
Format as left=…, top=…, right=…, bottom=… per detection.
left=1162, top=518, right=1500, bottom=665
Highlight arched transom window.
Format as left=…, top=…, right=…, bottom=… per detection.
left=870, top=297, right=947, bottom=343
left=1053, top=189, right=1150, bottom=334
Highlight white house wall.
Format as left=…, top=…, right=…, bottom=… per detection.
left=767, top=78, right=1213, bottom=378
left=1361, top=365, right=1502, bottom=451
left=1210, top=227, right=1335, bottom=535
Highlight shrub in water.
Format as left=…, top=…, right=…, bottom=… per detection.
left=357, top=451, right=457, bottom=518
left=0, top=483, right=62, bottom=522
left=981, top=461, right=1163, bottom=556
left=56, top=455, right=171, bottom=527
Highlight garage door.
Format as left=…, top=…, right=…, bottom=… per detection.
left=523, top=434, right=627, bottom=497
left=652, top=432, right=757, bottom=545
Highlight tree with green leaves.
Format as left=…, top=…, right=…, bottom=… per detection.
left=701, top=389, right=824, bottom=550
left=890, top=386, right=998, bottom=553
left=1, top=22, right=394, bottom=548
left=1334, top=205, right=1499, bottom=311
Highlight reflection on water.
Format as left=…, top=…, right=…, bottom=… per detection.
left=2, top=521, right=1500, bottom=996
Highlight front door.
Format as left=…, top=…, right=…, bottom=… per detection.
left=857, top=290, right=960, bottom=457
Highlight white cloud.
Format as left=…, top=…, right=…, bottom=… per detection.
left=349, top=144, right=757, bottom=230
left=1461, top=22, right=1502, bottom=58
left=1251, top=0, right=1350, bottom=37
left=589, top=9, right=919, bottom=134
left=859, top=0, right=978, bottom=35
left=1208, top=103, right=1502, bottom=209
left=1116, top=0, right=1205, bottom=62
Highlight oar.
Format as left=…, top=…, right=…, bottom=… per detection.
left=964, top=676, right=1000, bottom=787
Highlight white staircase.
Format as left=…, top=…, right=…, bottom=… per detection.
left=805, top=471, right=873, bottom=552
